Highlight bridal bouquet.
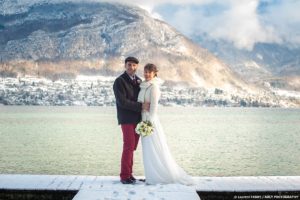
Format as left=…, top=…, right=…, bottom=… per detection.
left=135, top=120, right=154, bottom=137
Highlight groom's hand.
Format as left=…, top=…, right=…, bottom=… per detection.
left=142, top=102, right=150, bottom=111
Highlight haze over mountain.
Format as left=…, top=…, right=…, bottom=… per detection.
left=152, top=1, right=300, bottom=91
left=0, top=0, right=251, bottom=91
left=193, top=36, right=300, bottom=91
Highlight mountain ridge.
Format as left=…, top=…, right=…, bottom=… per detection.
left=192, top=34, right=300, bottom=91
left=0, top=0, right=252, bottom=91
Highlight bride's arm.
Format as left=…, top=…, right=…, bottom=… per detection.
left=149, top=84, right=160, bottom=122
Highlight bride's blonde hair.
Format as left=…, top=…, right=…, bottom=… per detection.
left=144, top=63, right=158, bottom=77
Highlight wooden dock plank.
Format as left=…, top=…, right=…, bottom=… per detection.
left=211, top=177, right=242, bottom=191
left=262, top=177, right=288, bottom=190
left=55, top=175, right=78, bottom=190
left=283, top=176, right=300, bottom=188
left=1, top=174, right=300, bottom=200
left=193, top=176, right=300, bottom=192
left=72, top=184, right=200, bottom=200
left=254, top=177, right=280, bottom=191
left=66, top=175, right=87, bottom=190
left=79, top=176, right=98, bottom=190
left=0, top=174, right=51, bottom=190
left=46, top=175, right=68, bottom=190
left=194, top=178, right=215, bottom=191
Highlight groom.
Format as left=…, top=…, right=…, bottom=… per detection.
left=113, top=56, right=150, bottom=184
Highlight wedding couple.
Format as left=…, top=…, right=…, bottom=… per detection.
left=113, top=56, right=194, bottom=185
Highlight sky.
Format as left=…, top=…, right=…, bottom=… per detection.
left=3, top=0, right=299, bottom=51
left=121, top=0, right=300, bottom=51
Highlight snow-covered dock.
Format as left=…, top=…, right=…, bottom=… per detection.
left=0, top=175, right=300, bottom=200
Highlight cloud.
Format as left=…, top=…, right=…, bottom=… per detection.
left=79, top=0, right=300, bottom=50
left=118, top=0, right=214, bottom=9
left=147, top=0, right=300, bottom=50
left=260, top=0, right=300, bottom=48
left=2, top=0, right=299, bottom=50
left=207, top=0, right=281, bottom=50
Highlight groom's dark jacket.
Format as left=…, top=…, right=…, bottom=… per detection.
left=113, top=72, right=142, bottom=125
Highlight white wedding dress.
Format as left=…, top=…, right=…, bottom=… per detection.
left=137, top=77, right=195, bottom=185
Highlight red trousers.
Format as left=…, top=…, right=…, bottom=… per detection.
left=120, top=124, right=140, bottom=181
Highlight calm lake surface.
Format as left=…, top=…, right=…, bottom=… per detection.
left=0, top=106, right=299, bottom=176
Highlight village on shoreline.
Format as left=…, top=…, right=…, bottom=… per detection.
left=0, top=75, right=299, bottom=108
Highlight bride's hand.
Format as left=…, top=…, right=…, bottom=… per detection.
left=142, top=102, right=150, bottom=111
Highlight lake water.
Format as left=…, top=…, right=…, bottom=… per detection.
left=0, top=106, right=299, bottom=177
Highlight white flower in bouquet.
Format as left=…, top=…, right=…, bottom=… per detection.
left=135, top=120, right=154, bottom=137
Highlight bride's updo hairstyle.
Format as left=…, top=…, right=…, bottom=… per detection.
left=144, top=63, right=158, bottom=77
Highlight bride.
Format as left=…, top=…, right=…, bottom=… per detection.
left=137, top=63, right=195, bottom=185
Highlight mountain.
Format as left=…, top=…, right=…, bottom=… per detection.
left=193, top=34, right=300, bottom=91
left=0, top=0, right=252, bottom=91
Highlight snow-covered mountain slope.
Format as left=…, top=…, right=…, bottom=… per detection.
left=0, top=0, right=252, bottom=91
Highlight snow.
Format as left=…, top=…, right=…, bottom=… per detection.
left=1, top=175, right=300, bottom=199
left=73, top=183, right=200, bottom=200
left=256, top=54, right=263, bottom=60
left=191, top=71, right=205, bottom=87
left=0, top=76, right=299, bottom=107
left=178, top=44, right=188, bottom=54
left=244, top=61, right=261, bottom=69
left=76, top=75, right=115, bottom=82
left=272, top=89, right=300, bottom=98
left=0, top=175, right=200, bottom=200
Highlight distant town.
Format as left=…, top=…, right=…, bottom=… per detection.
left=0, top=75, right=299, bottom=107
